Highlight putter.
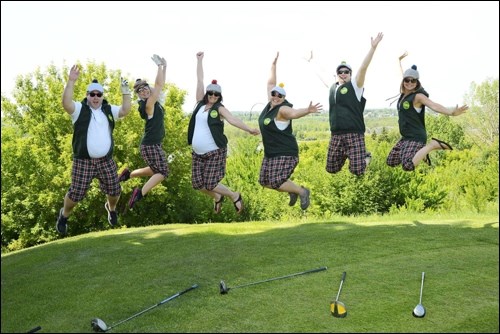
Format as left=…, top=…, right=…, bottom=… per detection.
left=219, top=266, right=327, bottom=294
left=91, top=284, right=198, bottom=332
left=330, top=271, right=347, bottom=318
left=412, top=272, right=426, bottom=318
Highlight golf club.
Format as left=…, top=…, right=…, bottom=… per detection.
left=412, top=272, right=426, bottom=318
left=91, top=284, right=198, bottom=332
left=330, top=271, right=347, bottom=318
left=27, top=326, right=41, bottom=333
left=219, top=266, right=327, bottom=294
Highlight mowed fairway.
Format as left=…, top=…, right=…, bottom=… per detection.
left=2, top=214, right=498, bottom=333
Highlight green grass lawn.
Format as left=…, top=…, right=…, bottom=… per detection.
left=2, top=213, right=498, bottom=333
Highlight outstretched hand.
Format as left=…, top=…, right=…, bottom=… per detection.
left=151, top=54, right=165, bottom=66
left=453, top=104, right=469, bottom=116
left=68, top=65, right=80, bottom=82
left=308, top=102, right=323, bottom=114
left=371, top=32, right=384, bottom=48
left=120, top=77, right=130, bottom=95
left=399, top=51, right=408, bottom=61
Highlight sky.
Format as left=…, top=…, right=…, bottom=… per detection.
left=1, top=1, right=499, bottom=114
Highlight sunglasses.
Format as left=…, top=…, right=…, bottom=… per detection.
left=271, top=91, right=284, bottom=98
left=404, top=78, right=417, bottom=84
left=137, top=86, right=149, bottom=93
left=89, top=92, right=103, bottom=97
left=207, top=91, right=221, bottom=97
left=337, top=70, right=350, bottom=75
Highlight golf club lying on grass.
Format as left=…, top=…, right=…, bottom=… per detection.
left=219, top=266, right=327, bottom=294
left=412, top=272, right=426, bottom=318
left=330, top=271, right=347, bottom=318
left=91, top=284, right=198, bottom=332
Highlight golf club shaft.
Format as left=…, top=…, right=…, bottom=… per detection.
left=419, top=272, right=425, bottom=304
left=108, top=284, right=198, bottom=330
left=232, top=266, right=327, bottom=290
left=335, top=271, right=346, bottom=301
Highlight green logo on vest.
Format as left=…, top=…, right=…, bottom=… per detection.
left=403, top=101, right=410, bottom=110
left=107, top=114, right=113, bottom=122
left=340, top=87, right=348, bottom=95
left=210, top=110, right=218, bottom=118
left=264, top=118, right=271, bottom=125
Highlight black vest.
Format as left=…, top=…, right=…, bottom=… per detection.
left=328, top=81, right=366, bottom=134
left=72, top=99, right=115, bottom=159
left=397, top=87, right=429, bottom=143
left=187, top=101, right=228, bottom=148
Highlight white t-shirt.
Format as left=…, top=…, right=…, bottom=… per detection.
left=192, top=104, right=219, bottom=155
left=71, top=101, right=121, bottom=158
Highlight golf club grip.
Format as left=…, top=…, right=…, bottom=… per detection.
left=341, top=271, right=346, bottom=281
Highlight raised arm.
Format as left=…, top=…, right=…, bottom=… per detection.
left=355, top=32, right=384, bottom=88
left=62, top=65, right=79, bottom=114
left=196, top=52, right=205, bottom=101
left=398, top=51, right=408, bottom=77
left=118, top=77, right=132, bottom=118
left=267, top=52, right=279, bottom=101
left=145, top=55, right=167, bottom=116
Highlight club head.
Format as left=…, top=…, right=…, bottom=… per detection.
left=91, top=318, right=108, bottom=332
left=412, top=304, right=426, bottom=318
left=330, top=301, right=347, bottom=318
left=219, top=280, right=229, bottom=294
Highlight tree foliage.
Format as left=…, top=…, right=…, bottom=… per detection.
left=1, top=65, right=498, bottom=252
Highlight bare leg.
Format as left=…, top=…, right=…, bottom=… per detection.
left=413, top=139, right=452, bottom=167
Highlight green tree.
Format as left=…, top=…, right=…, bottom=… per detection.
left=463, top=78, right=499, bottom=145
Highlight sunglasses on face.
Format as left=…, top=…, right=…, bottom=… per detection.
left=337, top=70, right=350, bottom=75
left=137, top=86, right=149, bottom=93
left=271, top=91, right=284, bottom=98
left=207, top=91, right=221, bottom=97
left=89, top=92, right=103, bottom=97
left=404, top=78, right=417, bottom=84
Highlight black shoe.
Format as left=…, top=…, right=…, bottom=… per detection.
left=118, top=168, right=131, bottom=182
left=56, top=208, right=68, bottom=235
left=128, top=188, right=142, bottom=209
left=299, top=187, right=310, bottom=210
left=104, top=202, right=118, bottom=227
left=288, top=192, right=298, bottom=206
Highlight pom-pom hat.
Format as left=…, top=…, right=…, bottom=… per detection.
left=404, top=65, right=419, bottom=80
left=87, top=79, right=104, bottom=93
left=271, top=82, right=286, bottom=96
left=206, top=79, right=222, bottom=93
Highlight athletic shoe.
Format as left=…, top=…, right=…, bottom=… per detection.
left=128, top=188, right=142, bottom=209
left=56, top=208, right=68, bottom=235
left=299, top=187, right=310, bottom=210
left=104, top=202, right=118, bottom=227
left=288, top=192, right=298, bottom=206
left=118, top=168, right=131, bottom=182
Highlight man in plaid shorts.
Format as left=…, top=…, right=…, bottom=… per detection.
left=56, top=65, right=132, bottom=235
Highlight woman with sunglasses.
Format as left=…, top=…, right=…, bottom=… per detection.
left=386, top=52, right=468, bottom=171
left=118, top=54, right=169, bottom=210
left=258, top=52, right=323, bottom=210
left=325, top=32, right=383, bottom=177
left=188, top=51, right=260, bottom=215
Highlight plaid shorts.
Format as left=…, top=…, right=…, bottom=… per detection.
left=140, top=144, right=169, bottom=177
left=326, top=132, right=367, bottom=176
left=259, top=155, right=298, bottom=189
left=67, top=157, right=121, bottom=202
left=191, top=148, right=227, bottom=191
left=386, top=139, right=425, bottom=171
